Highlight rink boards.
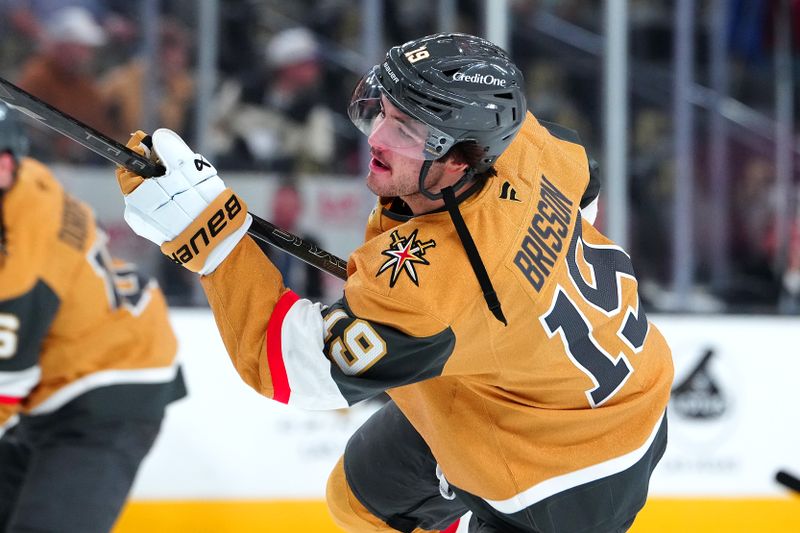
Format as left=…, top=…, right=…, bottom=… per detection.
left=105, top=311, right=800, bottom=532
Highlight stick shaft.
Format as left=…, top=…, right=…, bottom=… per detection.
left=776, top=470, right=800, bottom=494
left=0, top=76, right=162, bottom=177
left=0, top=76, right=348, bottom=280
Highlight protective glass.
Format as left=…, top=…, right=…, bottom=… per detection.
left=348, top=67, right=453, bottom=160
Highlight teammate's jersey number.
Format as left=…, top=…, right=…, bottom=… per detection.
left=541, top=219, right=649, bottom=407
left=324, top=309, right=387, bottom=376
left=0, top=313, right=20, bottom=359
left=88, top=231, right=148, bottom=313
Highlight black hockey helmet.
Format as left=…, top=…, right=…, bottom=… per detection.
left=349, top=33, right=526, bottom=178
left=0, top=102, right=29, bottom=158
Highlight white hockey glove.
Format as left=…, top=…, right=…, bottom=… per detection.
left=116, top=129, right=252, bottom=275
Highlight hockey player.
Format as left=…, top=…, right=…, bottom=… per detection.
left=0, top=102, right=186, bottom=533
left=115, top=33, right=672, bottom=532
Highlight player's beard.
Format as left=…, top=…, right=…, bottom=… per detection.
left=366, top=170, right=416, bottom=198
left=366, top=160, right=444, bottom=200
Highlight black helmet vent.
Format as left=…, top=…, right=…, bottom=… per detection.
left=405, top=86, right=453, bottom=118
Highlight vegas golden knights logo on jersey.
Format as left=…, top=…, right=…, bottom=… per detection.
left=377, top=229, right=436, bottom=287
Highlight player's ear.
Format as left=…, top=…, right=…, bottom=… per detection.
left=441, top=155, right=468, bottom=176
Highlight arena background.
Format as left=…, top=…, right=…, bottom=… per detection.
left=2, top=1, right=799, bottom=531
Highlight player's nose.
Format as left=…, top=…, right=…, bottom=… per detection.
left=367, top=116, right=393, bottom=151
left=367, top=128, right=387, bottom=151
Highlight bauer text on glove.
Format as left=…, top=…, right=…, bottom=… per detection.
left=115, top=128, right=252, bottom=275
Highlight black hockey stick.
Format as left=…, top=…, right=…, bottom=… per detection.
left=0, top=76, right=348, bottom=280
left=776, top=470, right=800, bottom=494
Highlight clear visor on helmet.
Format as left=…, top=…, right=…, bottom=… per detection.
left=348, top=67, right=453, bottom=160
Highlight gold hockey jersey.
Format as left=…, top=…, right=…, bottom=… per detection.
left=201, top=112, right=673, bottom=511
left=0, top=158, right=185, bottom=436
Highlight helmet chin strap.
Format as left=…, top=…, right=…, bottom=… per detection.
left=417, top=159, right=477, bottom=201
left=416, top=159, right=507, bottom=326
left=441, top=185, right=507, bottom=326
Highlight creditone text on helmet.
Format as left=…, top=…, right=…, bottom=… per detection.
left=452, top=72, right=507, bottom=87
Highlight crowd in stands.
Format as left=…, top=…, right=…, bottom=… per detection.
left=0, top=0, right=362, bottom=175
left=0, top=0, right=797, bottom=313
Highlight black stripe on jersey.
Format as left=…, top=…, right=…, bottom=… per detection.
left=451, top=414, right=668, bottom=532
left=539, top=120, right=582, bottom=146
left=582, top=158, right=601, bottom=209
left=0, top=281, right=59, bottom=371
left=31, top=366, right=187, bottom=422
left=324, top=298, right=455, bottom=405
left=538, top=120, right=601, bottom=209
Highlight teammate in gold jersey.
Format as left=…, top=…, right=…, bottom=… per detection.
left=0, top=102, right=186, bottom=533
left=115, top=33, right=672, bottom=533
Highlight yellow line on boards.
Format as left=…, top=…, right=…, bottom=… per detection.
left=113, top=501, right=342, bottom=533
left=630, top=498, right=800, bottom=533
left=114, top=498, right=800, bottom=533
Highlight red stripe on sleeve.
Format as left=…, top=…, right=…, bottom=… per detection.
left=0, top=396, right=22, bottom=405
left=266, top=290, right=300, bottom=404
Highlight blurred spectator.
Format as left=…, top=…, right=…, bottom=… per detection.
left=0, top=3, right=40, bottom=71
left=15, top=6, right=113, bottom=163
left=4, top=1, right=107, bottom=43
left=629, top=108, right=673, bottom=287
left=259, top=181, right=323, bottom=300
left=210, top=27, right=336, bottom=173
left=100, top=18, right=195, bottom=144
left=217, top=0, right=263, bottom=80
left=728, top=155, right=783, bottom=305
left=3, top=1, right=138, bottom=70
left=736, top=157, right=776, bottom=263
